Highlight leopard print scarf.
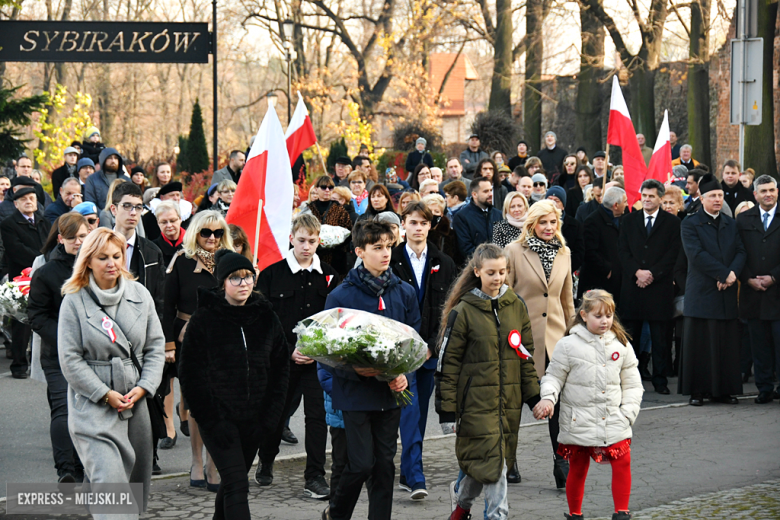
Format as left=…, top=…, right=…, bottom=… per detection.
left=526, top=235, right=561, bottom=281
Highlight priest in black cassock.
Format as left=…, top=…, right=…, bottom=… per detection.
left=679, top=173, right=746, bottom=405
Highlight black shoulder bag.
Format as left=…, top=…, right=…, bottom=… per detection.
left=86, top=289, right=168, bottom=440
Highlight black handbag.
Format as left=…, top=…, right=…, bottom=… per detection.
left=86, top=289, right=168, bottom=440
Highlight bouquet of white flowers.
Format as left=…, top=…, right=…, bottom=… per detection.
left=319, top=225, right=351, bottom=248
left=0, top=268, right=32, bottom=323
left=294, top=307, right=428, bottom=405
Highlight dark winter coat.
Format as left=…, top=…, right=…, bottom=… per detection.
left=322, top=268, right=421, bottom=412
left=575, top=198, right=600, bottom=223
left=43, top=196, right=70, bottom=225
left=179, top=288, right=290, bottom=430
left=307, top=201, right=353, bottom=274
left=537, top=146, right=568, bottom=177
left=578, top=207, right=622, bottom=301
left=51, top=163, right=77, bottom=197
left=681, top=210, right=746, bottom=320
left=618, top=209, right=681, bottom=321
left=507, top=155, right=527, bottom=171
left=27, top=244, right=75, bottom=363
left=721, top=181, right=755, bottom=214
left=452, top=200, right=503, bottom=260
left=81, top=141, right=105, bottom=165
left=390, top=242, right=457, bottom=367
left=405, top=150, right=434, bottom=173
left=84, top=147, right=131, bottom=211
left=429, top=215, right=462, bottom=265
left=565, top=186, right=585, bottom=217
left=153, top=232, right=184, bottom=267
left=736, top=206, right=780, bottom=320
left=436, top=288, right=540, bottom=483
left=129, top=236, right=165, bottom=321
left=162, top=251, right=218, bottom=349
left=257, top=255, right=340, bottom=347
left=0, top=199, right=43, bottom=222
left=561, top=213, right=585, bottom=274
left=459, top=149, right=490, bottom=178
left=0, top=209, right=51, bottom=278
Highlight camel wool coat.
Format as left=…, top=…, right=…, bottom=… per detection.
left=506, top=239, right=576, bottom=376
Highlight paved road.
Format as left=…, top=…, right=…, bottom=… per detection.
left=7, top=395, right=779, bottom=519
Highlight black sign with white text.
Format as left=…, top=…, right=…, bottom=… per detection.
left=0, top=21, right=210, bottom=63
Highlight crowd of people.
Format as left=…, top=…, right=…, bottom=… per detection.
left=1, top=124, right=777, bottom=520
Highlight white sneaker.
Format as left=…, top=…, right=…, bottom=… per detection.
left=410, top=488, right=428, bottom=501
left=449, top=480, right=458, bottom=512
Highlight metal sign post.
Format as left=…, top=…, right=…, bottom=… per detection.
left=730, top=0, right=763, bottom=168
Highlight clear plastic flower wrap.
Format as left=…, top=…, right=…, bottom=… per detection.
left=0, top=268, right=32, bottom=323
left=319, top=225, right=351, bottom=248
left=293, top=307, right=428, bottom=405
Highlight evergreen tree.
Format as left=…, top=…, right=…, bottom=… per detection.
left=187, top=99, right=209, bottom=174
left=0, top=86, right=49, bottom=162
left=327, top=137, right=348, bottom=173
left=176, top=135, right=190, bottom=173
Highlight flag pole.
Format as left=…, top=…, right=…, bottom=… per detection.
left=314, top=142, right=328, bottom=174
left=253, top=199, right=264, bottom=266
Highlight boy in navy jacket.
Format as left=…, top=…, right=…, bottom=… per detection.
left=321, top=220, right=421, bottom=520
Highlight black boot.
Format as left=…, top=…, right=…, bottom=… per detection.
left=612, top=512, right=631, bottom=520
left=254, top=462, right=273, bottom=486
left=638, top=352, right=652, bottom=381
left=553, top=455, right=568, bottom=489
left=507, top=461, right=521, bottom=483
left=564, top=514, right=584, bottom=519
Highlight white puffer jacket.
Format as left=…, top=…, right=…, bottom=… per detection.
left=540, top=324, right=644, bottom=447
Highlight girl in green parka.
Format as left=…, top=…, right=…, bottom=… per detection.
left=435, top=243, right=541, bottom=520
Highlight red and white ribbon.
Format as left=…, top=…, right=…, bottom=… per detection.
left=325, top=275, right=334, bottom=287
left=430, top=265, right=440, bottom=274
left=378, top=296, right=386, bottom=311
left=102, top=316, right=117, bottom=343
left=508, top=329, right=531, bottom=359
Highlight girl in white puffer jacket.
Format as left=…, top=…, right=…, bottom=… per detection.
left=534, top=289, right=644, bottom=520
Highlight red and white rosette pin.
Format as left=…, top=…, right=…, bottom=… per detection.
left=102, top=316, right=117, bottom=343
left=508, top=330, right=532, bottom=359
left=326, top=275, right=334, bottom=287
left=611, top=352, right=620, bottom=361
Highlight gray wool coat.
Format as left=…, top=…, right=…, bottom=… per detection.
left=58, top=278, right=165, bottom=519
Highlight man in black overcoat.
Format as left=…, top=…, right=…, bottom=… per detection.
left=736, top=174, right=780, bottom=404
left=0, top=187, right=51, bottom=378
left=578, top=186, right=627, bottom=301
left=680, top=173, right=746, bottom=405
left=618, top=179, right=681, bottom=394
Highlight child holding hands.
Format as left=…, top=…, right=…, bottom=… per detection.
left=533, top=289, right=643, bottom=520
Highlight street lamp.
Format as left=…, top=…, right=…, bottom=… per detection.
left=281, top=19, right=295, bottom=123
left=267, top=91, right=278, bottom=108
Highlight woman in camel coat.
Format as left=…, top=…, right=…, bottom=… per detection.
left=505, top=199, right=575, bottom=489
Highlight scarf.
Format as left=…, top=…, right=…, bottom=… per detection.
left=216, top=199, right=230, bottom=215
left=506, top=214, right=526, bottom=229
left=162, top=228, right=185, bottom=248
left=470, top=284, right=509, bottom=300
left=356, top=265, right=393, bottom=297
left=530, top=192, right=545, bottom=203
left=88, top=274, right=126, bottom=319
left=526, top=234, right=562, bottom=281
left=195, top=247, right=216, bottom=273
left=354, top=189, right=369, bottom=206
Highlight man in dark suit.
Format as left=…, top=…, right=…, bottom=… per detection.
left=618, top=179, right=682, bottom=394
left=546, top=186, right=585, bottom=273
left=578, top=186, right=627, bottom=301
left=736, top=174, right=780, bottom=404
left=0, top=186, right=51, bottom=378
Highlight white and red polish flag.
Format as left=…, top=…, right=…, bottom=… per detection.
left=645, top=110, right=673, bottom=184
left=285, top=92, right=317, bottom=164
left=226, top=104, right=293, bottom=272
left=607, top=75, right=647, bottom=206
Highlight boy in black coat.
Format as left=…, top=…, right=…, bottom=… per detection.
left=256, top=214, right=339, bottom=499
left=391, top=201, right=457, bottom=499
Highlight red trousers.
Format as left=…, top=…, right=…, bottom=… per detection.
left=566, top=450, right=631, bottom=515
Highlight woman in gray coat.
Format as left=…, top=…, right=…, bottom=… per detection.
left=58, top=228, right=165, bottom=519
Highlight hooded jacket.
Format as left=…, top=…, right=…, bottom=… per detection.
left=84, top=147, right=131, bottom=211
left=179, top=288, right=291, bottom=431
left=436, top=287, right=540, bottom=483
left=540, top=324, right=643, bottom=447
left=322, top=268, right=421, bottom=412
left=27, top=244, right=75, bottom=363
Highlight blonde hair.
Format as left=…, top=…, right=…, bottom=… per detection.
left=518, top=199, right=566, bottom=247
left=182, top=210, right=234, bottom=258
left=567, top=289, right=631, bottom=346
left=348, top=170, right=367, bottom=183
left=155, top=200, right=181, bottom=219
left=61, top=228, right=135, bottom=295
left=291, top=213, right=322, bottom=236
left=216, top=179, right=237, bottom=192
left=419, top=179, right=438, bottom=193
left=735, top=200, right=755, bottom=215
left=421, top=193, right=446, bottom=214
left=332, top=186, right=353, bottom=203
left=502, top=191, right=528, bottom=219
left=662, top=185, right=684, bottom=208
left=105, top=178, right=128, bottom=207
left=398, top=191, right=420, bottom=210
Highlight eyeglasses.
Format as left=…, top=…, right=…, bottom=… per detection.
left=86, top=218, right=98, bottom=225
left=350, top=180, right=365, bottom=184
left=564, top=162, right=577, bottom=167
left=228, top=274, right=255, bottom=286
left=199, top=228, right=225, bottom=239
left=119, top=203, right=144, bottom=213
left=318, top=185, right=334, bottom=191
left=219, top=189, right=236, bottom=195
left=533, top=182, right=547, bottom=187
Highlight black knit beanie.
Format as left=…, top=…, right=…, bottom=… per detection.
left=215, top=249, right=255, bottom=284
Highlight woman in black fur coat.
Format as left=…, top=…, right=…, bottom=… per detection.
left=179, top=250, right=290, bottom=519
